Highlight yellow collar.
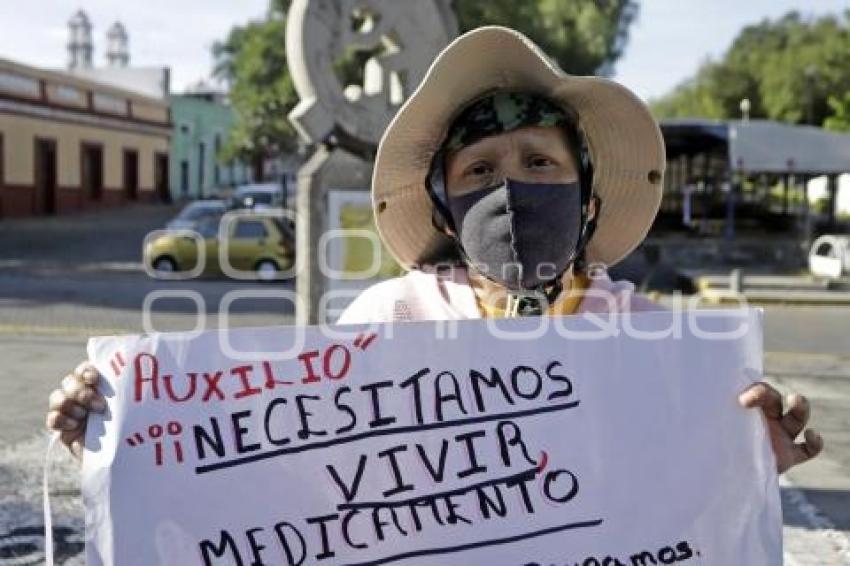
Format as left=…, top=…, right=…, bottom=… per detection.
left=476, top=273, right=590, bottom=318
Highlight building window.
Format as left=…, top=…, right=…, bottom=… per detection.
left=214, top=134, right=222, bottom=186
left=92, top=93, right=127, bottom=116
left=198, top=142, right=206, bottom=198
left=0, top=71, right=40, bottom=97
left=179, top=122, right=191, bottom=135
left=180, top=160, right=189, bottom=196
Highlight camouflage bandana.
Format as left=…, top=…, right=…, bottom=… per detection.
left=443, top=92, right=570, bottom=153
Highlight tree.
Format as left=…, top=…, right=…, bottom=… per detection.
left=651, top=10, right=850, bottom=127
left=213, top=0, right=639, bottom=177
left=212, top=1, right=297, bottom=178
left=453, top=0, right=638, bottom=76
left=824, top=92, right=850, bottom=131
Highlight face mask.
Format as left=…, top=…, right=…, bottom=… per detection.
left=447, top=178, right=583, bottom=290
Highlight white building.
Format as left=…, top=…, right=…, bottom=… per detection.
left=64, top=10, right=169, bottom=99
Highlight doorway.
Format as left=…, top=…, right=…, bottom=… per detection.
left=34, top=138, right=57, bottom=215
left=155, top=153, right=170, bottom=203
left=81, top=143, right=103, bottom=201
left=123, top=150, right=139, bottom=200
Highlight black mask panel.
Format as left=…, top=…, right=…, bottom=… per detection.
left=447, top=178, right=583, bottom=290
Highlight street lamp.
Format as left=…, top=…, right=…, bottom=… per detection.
left=739, top=98, right=751, bottom=122
left=804, top=65, right=817, bottom=125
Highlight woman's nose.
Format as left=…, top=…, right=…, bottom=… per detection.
left=495, top=162, right=526, bottom=183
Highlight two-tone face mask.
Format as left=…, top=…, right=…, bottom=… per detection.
left=446, top=177, right=584, bottom=290
left=429, top=92, right=595, bottom=294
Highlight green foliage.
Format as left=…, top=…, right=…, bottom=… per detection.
left=213, top=0, right=638, bottom=171
left=212, top=1, right=296, bottom=168
left=453, top=0, right=638, bottom=75
left=651, top=10, right=850, bottom=126
left=824, top=91, right=850, bottom=131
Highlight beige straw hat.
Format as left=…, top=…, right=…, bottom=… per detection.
left=372, top=26, right=666, bottom=269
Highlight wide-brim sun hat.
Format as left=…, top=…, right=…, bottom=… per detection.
left=372, top=26, right=666, bottom=269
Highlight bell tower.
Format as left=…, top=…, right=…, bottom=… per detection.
left=68, top=10, right=93, bottom=69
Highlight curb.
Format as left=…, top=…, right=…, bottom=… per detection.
left=0, top=260, right=143, bottom=274
left=697, top=289, right=850, bottom=306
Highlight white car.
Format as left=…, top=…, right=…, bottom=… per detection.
left=166, top=200, right=226, bottom=230
left=229, top=183, right=284, bottom=209
left=808, top=235, right=850, bottom=279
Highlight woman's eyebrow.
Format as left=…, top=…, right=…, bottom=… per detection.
left=451, top=141, right=503, bottom=168
left=516, top=135, right=570, bottom=155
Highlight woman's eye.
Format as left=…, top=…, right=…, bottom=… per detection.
left=529, top=156, right=554, bottom=168
left=466, top=163, right=493, bottom=177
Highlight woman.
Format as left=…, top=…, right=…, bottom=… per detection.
left=48, top=27, right=821, bottom=473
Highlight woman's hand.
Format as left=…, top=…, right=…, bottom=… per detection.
left=45, top=361, right=107, bottom=460
left=739, top=382, right=823, bottom=474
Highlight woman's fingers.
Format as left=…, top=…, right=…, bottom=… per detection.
left=48, top=389, right=87, bottom=422
left=60, top=430, right=84, bottom=461
left=780, top=393, right=810, bottom=439
left=47, top=360, right=104, bottom=461
left=47, top=384, right=83, bottom=431
left=738, top=382, right=783, bottom=419
left=60, top=371, right=106, bottom=413
left=790, top=429, right=824, bottom=467
left=74, top=361, right=101, bottom=387
left=77, top=363, right=107, bottom=411
left=61, top=372, right=84, bottom=398
left=46, top=408, right=80, bottom=432
left=76, top=387, right=106, bottom=411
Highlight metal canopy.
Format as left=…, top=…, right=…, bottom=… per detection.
left=660, top=119, right=850, bottom=175
left=729, top=120, right=850, bottom=174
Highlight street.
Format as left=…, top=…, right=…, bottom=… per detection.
left=0, top=205, right=848, bottom=564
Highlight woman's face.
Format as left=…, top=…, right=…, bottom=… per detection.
left=444, top=126, right=579, bottom=197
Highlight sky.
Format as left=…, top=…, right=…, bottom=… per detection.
left=0, top=0, right=847, bottom=101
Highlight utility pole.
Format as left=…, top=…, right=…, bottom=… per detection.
left=804, top=65, right=817, bottom=125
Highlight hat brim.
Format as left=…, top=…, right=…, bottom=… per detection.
left=373, top=26, right=666, bottom=270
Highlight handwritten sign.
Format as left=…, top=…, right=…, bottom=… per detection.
left=83, top=309, right=780, bottom=565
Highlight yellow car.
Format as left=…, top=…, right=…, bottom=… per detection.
left=144, top=212, right=294, bottom=280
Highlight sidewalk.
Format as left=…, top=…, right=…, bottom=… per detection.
left=0, top=202, right=180, bottom=265
left=0, top=297, right=291, bottom=337
left=696, top=273, right=850, bottom=306
left=766, top=352, right=850, bottom=565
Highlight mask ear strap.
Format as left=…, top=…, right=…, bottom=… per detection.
left=426, top=151, right=480, bottom=272
left=426, top=150, right=456, bottom=234
left=572, top=196, right=601, bottom=273
left=568, top=126, right=601, bottom=271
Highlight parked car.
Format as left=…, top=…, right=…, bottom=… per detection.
left=229, top=183, right=284, bottom=210
left=166, top=200, right=226, bottom=230
left=809, top=234, right=850, bottom=279
left=145, top=210, right=295, bottom=280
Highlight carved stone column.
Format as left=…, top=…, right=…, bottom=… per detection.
left=286, top=0, right=456, bottom=324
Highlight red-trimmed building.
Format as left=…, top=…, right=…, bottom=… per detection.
left=0, top=57, right=171, bottom=218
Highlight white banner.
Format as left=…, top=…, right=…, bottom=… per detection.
left=83, top=309, right=780, bottom=565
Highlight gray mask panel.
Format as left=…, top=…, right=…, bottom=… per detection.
left=447, top=178, right=583, bottom=290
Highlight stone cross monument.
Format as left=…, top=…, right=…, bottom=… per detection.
left=286, top=0, right=457, bottom=324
